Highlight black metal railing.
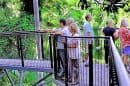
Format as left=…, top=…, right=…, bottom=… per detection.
left=110, top=37, right=130, bottom=86
left=52, top=35, right=110, bottom=86
left=0, top=31, right=129, bottom=86
left=52, top=35, right=130, bottom=86
left=0, top=31, right=53, bottom=68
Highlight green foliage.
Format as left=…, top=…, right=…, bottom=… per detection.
left=0, top=0, right=130, bottom=85
left=0, top=15, right=34, bottom=32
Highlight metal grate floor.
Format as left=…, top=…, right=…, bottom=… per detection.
left=0, top=59, right=53, bottom=72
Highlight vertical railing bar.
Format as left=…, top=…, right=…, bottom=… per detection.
left=109, top=37, right=112, bottom=86
left=16, top=34, right=24, bottom=67
left=83, top=38, right=86, bottom=85
left=97, top=39, right=100, bottom=86
left=64, top=36, right=68, bottom=86
left=53, top=35, right=58, bottom=79
left=89, top=40, right=93, bottom=86
left=49, top=35, right=53, bottom=68
left=40, top=33, right=44, bottom=59
left=94, top=39, right=96, bottom=86
left=107, top=38, right=110, bottom=86
left=19, top=34, right=24, bottom=67
left=16, top=35, right=21, bottom=58
left=103, top=39, right=105, bottom=86
left=100, top=39, right=102, bottom=86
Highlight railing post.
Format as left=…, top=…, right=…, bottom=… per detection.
left=49, top=35, right=53, bottom=68
left=108, top=38, right=112, bottom=86
left=64, top=36, right=68, bottom=86
left=17, top=34, right=24, bottom=67
left=19, top=35, right=24, bottom=67
left=17, top=35, right=21, bottom=58
left=89, top=41, right=93, bottom=86
left=40, top=34, right=44, bottom=59
left=53, top=35, right=58, bottom=78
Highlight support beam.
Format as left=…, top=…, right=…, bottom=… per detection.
left=4, top=69, right=15, bottom=86
left=33, top=0, right=43, bottom=86
left=32, top=73, right=52, bottom=86
left=19, top=71, right=24, bottom=86
left=33, top=0, right=40, bottom=31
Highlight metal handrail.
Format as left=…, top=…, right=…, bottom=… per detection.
left=0, top=31, right=50, bottom=35
left=110, top=37, right=130, bottom=86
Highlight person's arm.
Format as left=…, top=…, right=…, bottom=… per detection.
left=113, top=30, right=119, bottom=39
left=53, top=28, right=64, bottom=35
left=128, top=30, right=130, bottom=38
left=54, top=31, right=63, bottom=35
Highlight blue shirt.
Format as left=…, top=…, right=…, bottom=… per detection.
left=83, top=21, right=94, bottom=36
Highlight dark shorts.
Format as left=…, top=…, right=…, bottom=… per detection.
left=122, top=46, right=130, bottom=56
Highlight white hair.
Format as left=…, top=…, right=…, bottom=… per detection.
left=121, top=18, right=129, bottom=27
left=66, top=18, right=74, bottom=25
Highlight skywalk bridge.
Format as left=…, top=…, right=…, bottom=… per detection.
left=0, top=31, right=129, bottom=86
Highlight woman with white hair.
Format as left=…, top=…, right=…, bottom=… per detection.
left=67, top=23, right=80, bottom=84
left=66, top=18, right=75, bottom=26
left=66, top=18, right=80, bottom=35
left=118, top=18, right=130, bottom=72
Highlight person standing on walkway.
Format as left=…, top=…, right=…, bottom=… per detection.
left=103, top=20, right=116, bottom=64
left=83, top=14, right=94, bottom=67
left=68, top=23, right=80, bottom=85
left=54, top=19, right=69, bottom=77
left=118, top=19, right=130, bottom=72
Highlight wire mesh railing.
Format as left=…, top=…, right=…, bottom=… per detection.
left=52, top=35, right=110, bottom=86
left=52, top=35, right=130, bottom=86
left=0, top=31, right=129, bottom=86
left=0, top=31, right=53, bottom=68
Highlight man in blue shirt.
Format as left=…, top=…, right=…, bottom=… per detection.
left=83, top=14, right=94, bottom=37
left=83, top=14, right=94, bottom=67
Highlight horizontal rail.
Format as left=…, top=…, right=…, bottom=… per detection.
left=51, top=34, right=110, bottom=38
left=110, top=37, right=130, bottom=86
left=0, top=31, right=50, bottom=35
left=0, top=32, right=110, bottom=39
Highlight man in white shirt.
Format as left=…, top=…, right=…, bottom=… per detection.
left=55, top=19, right=70, bottom=77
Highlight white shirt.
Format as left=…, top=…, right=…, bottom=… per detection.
left=57, top=26, right=70, bottom=49
left=67, top=33, right=80, bottom=59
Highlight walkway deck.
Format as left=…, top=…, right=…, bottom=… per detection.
left=56, top=61, right=109, bottom=86
left=0, top=59, right=129, bottom=86
left=78, top=62, right=109, bottom=86
left=0, top=59, right=53, bottom=72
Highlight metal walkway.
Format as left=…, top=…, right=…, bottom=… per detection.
left=0, top=59, right=53, bottom=72
left=56, top=63, right=109, bottom=86
left=0, top=31, right=130, bottom=86
left=0, top=31, right=54, bottom=86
